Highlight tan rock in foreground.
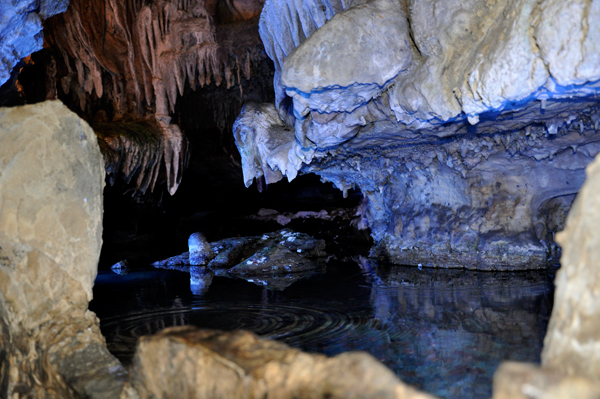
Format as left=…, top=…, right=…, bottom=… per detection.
left=0, top=101, right=125, bottom=398
left=127, top=326, right=437, bottom=399
left=492, top=362, right=600, bottom=399
left=542, top=153, right=600, bottom=377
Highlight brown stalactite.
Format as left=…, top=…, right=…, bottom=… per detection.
left=93, top=118, right=190, bottom=200
left=42, top=0, right=266, bottom=197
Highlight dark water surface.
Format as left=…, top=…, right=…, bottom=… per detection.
left=90, top=262, right=554, bottom=399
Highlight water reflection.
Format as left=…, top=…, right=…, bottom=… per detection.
left=190, top=266, right=213, bottom=295
left=370, top=266, right=553, bottom=399
left=90, top=262, right=553, bottom=399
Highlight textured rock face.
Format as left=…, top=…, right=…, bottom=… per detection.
left=542, top=153, right=600, bottom=377
left=0, top=0, right=68, bottom=86
left=306, top=104, right=600, bottom=269
left=235, top=0, right=600, bottom=269
left=0, top=101, right=125, bottom=397
left=127, top=326, right=437, bottom=399
left=281, top=0, right=412, bottom=119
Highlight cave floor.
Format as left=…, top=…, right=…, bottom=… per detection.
left=90, top=260, right=554, bottom=399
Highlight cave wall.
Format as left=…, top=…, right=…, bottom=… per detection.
left=0, top=0, right=69, bottom=87
left=235, top=0, right=600, bottom=269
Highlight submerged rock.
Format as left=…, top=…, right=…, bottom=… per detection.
left=0, top=101, right=126, bottom=398
left=188, top=232, right=214, bottom=265
left=207, top=237, right=258, bottom=269
left=151, top=251, right=191, bottom=266
left=127, top=326, right=437, bottom=399
left=242, top=269, right=320, bottom=291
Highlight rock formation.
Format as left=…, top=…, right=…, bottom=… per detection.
left=188, top=232, right=214, bottom=265
left=235, top=0, right=600, bottom=269
left=1, top=101, right=436, bottom=398
left=36, top=0, right=274, bottom=197
left=492, top=362, right=600, bottom=399
left=489, top=152, right=600, bottom=398
left=126, top=326, right=437, bottom=399
left=153, top=228, right=327, bottom=289
left=542, top=152, right=600, bottom=376
left=0, top=101, right=126, bottom=398
left=0, top=0, right=68, bottom=86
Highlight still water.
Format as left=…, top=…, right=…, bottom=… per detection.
left=90, top=261, right=554, bottom=399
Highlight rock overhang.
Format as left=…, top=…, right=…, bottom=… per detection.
left=234, top=0, right=600, bottom=270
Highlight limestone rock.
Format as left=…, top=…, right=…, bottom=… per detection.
left=235, top=0, right=600, bottom=270
left=542, top=152, right=600, bottom=377
left=259, top=0, right=366, bottom=119
left=127, top=326, right=437, bottom=399
left=492, top=362, right=600, bottom=399
left=233, top=102, right=315, bottom=187
left=304, top=102, right=600, bottom=269
left=228, top=245, right=320, bottom=275
left=0, top=101, right=126, bottom=398
left=188, top=232, right=214, bottom=265
left=208, top=237, right=258, bottom=269
left=93, top=118, right=189, bottom=198
left=282, top=0, right=412, bottom=117
left=154, top=229, right=327, bottom=289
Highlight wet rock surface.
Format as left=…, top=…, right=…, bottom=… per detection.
left=126, top=325, right=437, bottom=399
left=154, top=228, right=327, bottom=289
left=152, top=229, right=327, bottom=280
left=0, top=101, right=126, bottom=398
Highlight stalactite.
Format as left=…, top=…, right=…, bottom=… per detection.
left=43, top=0, right=267, bottom=197
left=93, top=117, right=189, bottom=199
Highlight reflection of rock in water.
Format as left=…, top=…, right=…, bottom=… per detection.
left=242, top=269, right=321, bottom=291
left=190, top=266, right=213, bottom=295
left=370, top=266, right=554, bottom=399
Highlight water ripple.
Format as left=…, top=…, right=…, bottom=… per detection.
left=100, top=301, right=393, bottom=364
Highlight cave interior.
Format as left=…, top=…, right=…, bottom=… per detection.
left=1, top=0, right=600, bottom=398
